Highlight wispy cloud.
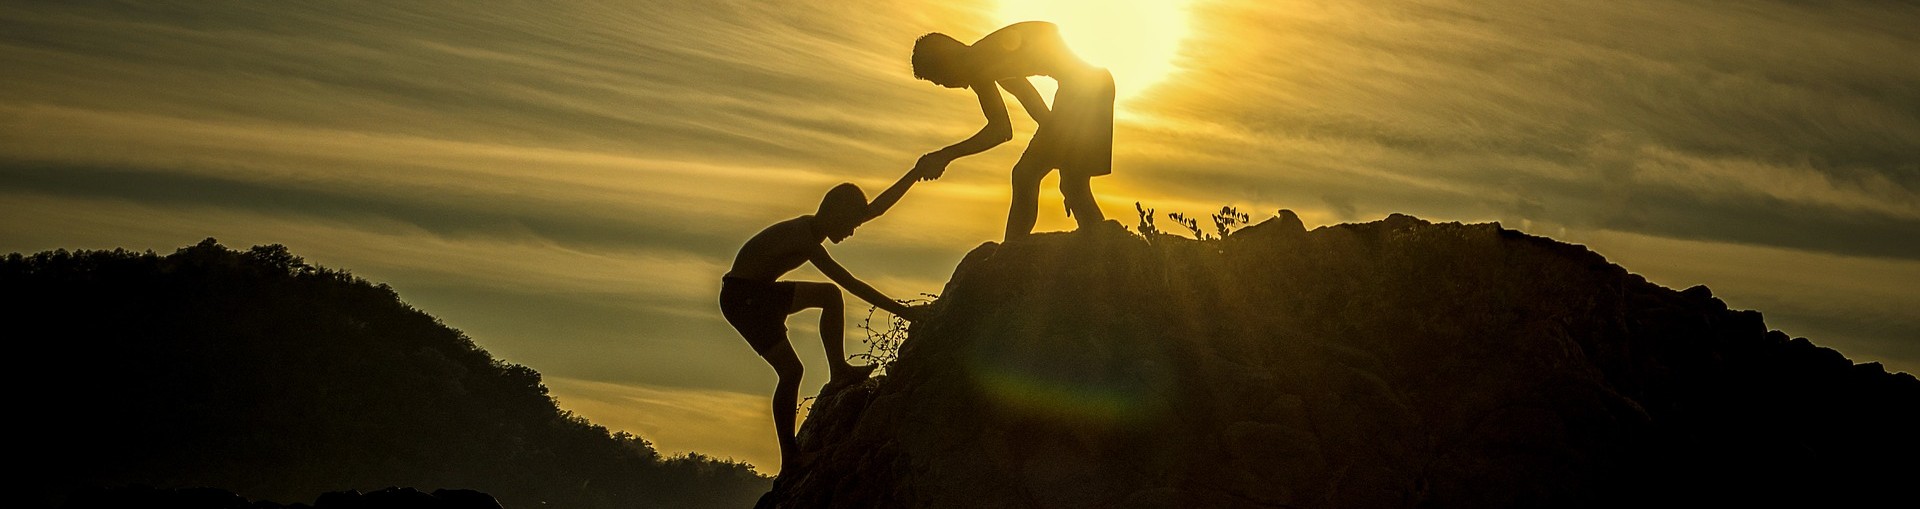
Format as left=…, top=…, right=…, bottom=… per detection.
left=1130, top=0, right=1920, bottom=257
left=3, top=0, right=1915, bottom=468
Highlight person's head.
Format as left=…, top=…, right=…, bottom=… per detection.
left=814, top=183, right=870, bottom=243
left=912, top=33, right=971, bottom=88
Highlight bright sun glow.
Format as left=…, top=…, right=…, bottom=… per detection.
left=997, top=0, right=1192, bottom=105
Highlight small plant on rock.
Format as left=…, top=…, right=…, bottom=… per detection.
left=1168, top=211, right=1212, bottom=240
left=1212, top=206, right=1251, bottom=238
left=854, top=293, right=936, bottom=375
left=1136, top=203, right=1263, bottom=241
left=1135, top=202, right=1162, bottom=238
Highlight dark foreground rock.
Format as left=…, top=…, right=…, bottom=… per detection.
left=761, top=214, right=1919, bottom=508
left=64, top=486, right=501, bottom=509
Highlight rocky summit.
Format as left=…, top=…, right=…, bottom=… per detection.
left=761, top=213, right=1919, bottom=508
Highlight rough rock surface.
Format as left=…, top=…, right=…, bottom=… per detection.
left=761, top=214, right=1919, bottom=508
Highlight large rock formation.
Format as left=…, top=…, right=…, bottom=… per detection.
left=762, top=214, right=1918, bottom=508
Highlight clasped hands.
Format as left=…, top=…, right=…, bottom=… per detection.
left=912, top=152, right=952, bottom=182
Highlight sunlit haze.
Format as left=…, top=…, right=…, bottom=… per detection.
left=3, top=0, right=1916, bottom=476
left=998, top=0, right=1193, bottom=105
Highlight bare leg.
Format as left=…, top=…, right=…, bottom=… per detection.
left=791, top=283, right=853, bottom=371
left=762, top=342, right=804, bottom=470
left=791, top=283, right=872, bottom=391
left=1005, top=155, right=1052, bottom=243
left=1060, top=172, right=1106, bottom=230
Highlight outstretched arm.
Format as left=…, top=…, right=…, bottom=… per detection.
left=943, top=81, right=1014, bottom=158
left=808, top=246, right=914, bottom=317
left=920, top=81, right=1013, bottom=180
left=865, top=164, right=921, bottom=220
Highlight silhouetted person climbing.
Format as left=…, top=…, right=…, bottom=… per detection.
left=721, top=166, right=924, bottom=473
left=911, top=21, right=1116, bottom=242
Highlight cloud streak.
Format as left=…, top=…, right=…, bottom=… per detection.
left=1131, top=0, right=1919, bottom=257
left=3, top=0, right=1915, bottom=467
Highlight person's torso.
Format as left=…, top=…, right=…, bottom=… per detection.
left=724, top=217, right=815, bottom=282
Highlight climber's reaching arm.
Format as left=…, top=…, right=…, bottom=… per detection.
left=808, top=245, right=916, bottom=318
left=865, top=164, right=921, bottom=220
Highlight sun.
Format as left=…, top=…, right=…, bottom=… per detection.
left=997, top=0, right=1192, bottom=105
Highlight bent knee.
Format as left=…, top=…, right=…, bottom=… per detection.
left=813, top=282, right=843, bottom=300
left=772, top=359, right=804, bottom=381
left=1059, top=173, right=1092, bottom=190
left=790, top=282, right=842, bottom=310
left=1011, top=161, right=1053, bottom=185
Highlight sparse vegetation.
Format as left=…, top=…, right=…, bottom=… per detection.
left=1211, top=206, right=1251, bottom=238
left=1168, top=211, right=1207, bottom=239
left=1136, top=203, right=1256, bottom=241
left=1134, top=202, right=1162, bottom=238
left=857, top=294, right=937, bottom=375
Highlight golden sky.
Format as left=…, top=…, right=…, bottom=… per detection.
left=3, top=0, right=1917, bottom=474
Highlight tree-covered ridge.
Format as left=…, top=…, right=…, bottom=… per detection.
left=5, top=239, right=768, bottom=508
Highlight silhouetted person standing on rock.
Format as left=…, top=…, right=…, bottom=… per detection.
left=911, top=21, right=1116, bottom=242
left=721, top=166, right=924, bottom=473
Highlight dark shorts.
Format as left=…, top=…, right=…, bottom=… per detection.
left=720, top=277, right=797, bottom=355
left=1026, top=68, right=1114, bottom=178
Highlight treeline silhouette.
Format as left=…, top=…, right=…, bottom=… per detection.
left=4, top=239, right=768, bottom=508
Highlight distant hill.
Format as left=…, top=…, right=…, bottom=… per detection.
left=762, top=213, right=1919, bottom=508
left=3, top=239, right=769, bottom=508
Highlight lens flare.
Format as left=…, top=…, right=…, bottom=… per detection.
left=961, top=334, right=1170, bottom=424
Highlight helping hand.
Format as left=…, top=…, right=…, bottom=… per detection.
left=913, top=152, right=951, bottom=182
